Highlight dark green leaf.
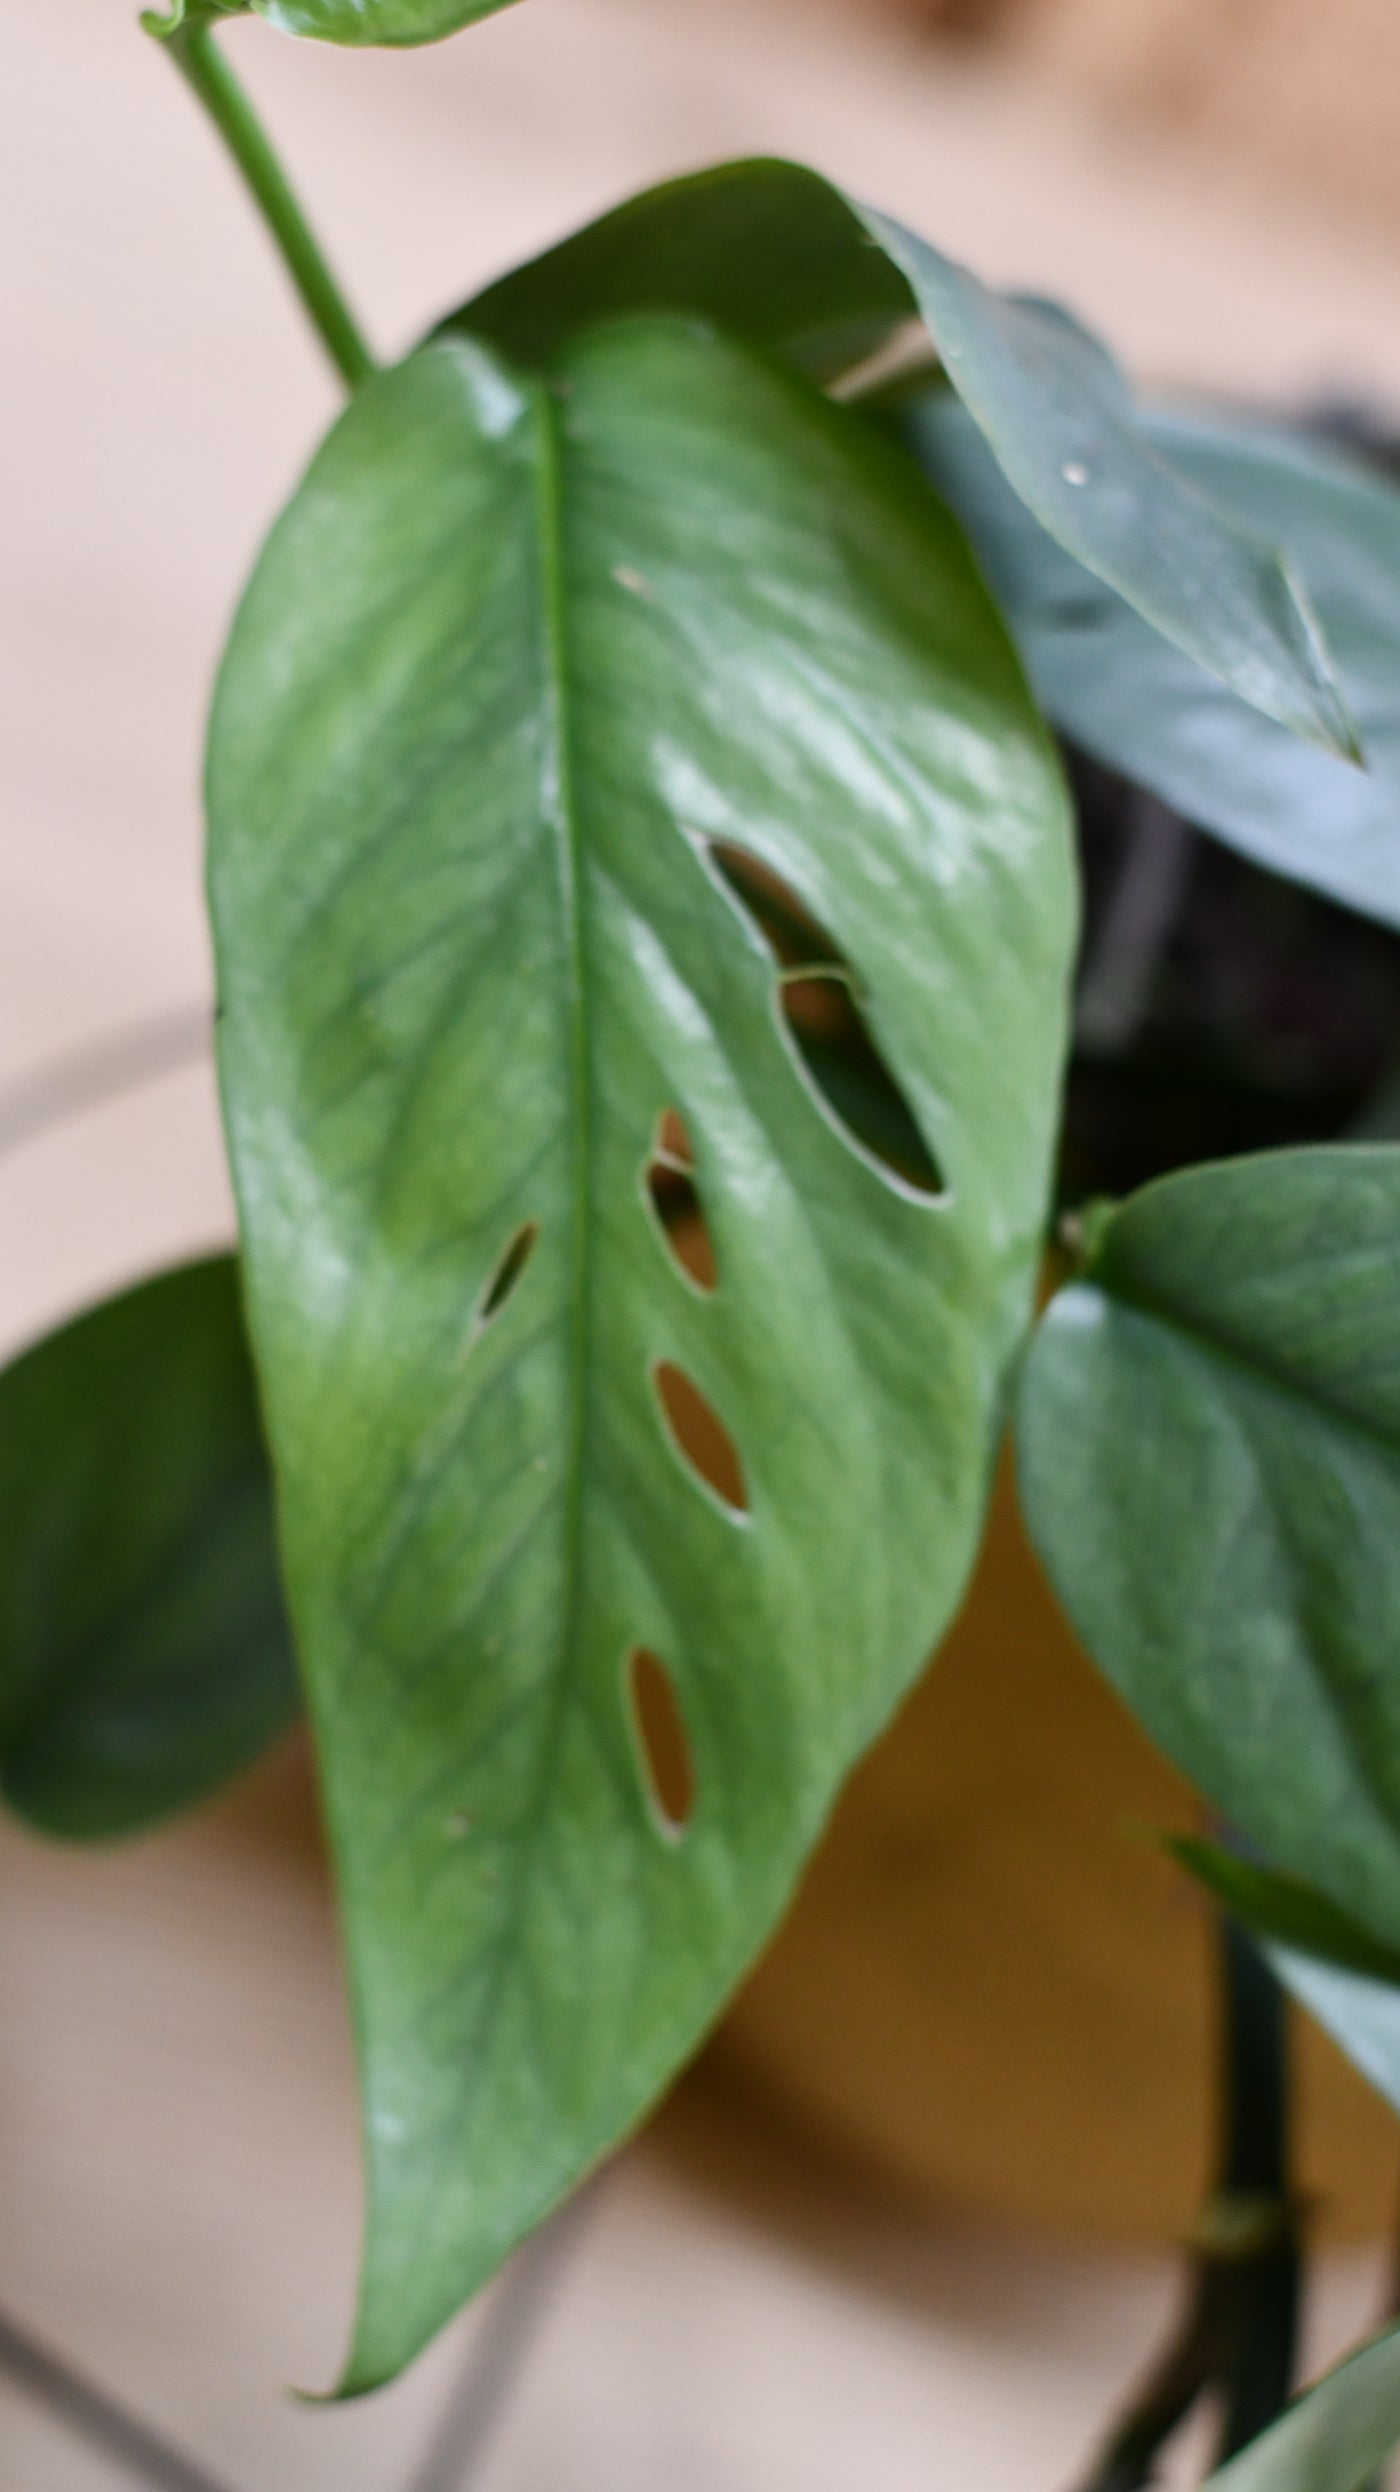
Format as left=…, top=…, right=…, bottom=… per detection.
left=451, top=158, right=1356, bottom=757
left=1017, top=1147, right=1400, bottom=1955
left=208, top=317, right=1075, bottom=2385
left=1174, top=1840, right=1400, bottom=1988
left=0, top=1258, right=297, bottom=1839
left=1266, top=1949, right=1400, bottom=2127
left=904, top=393, right=1400, bottom=927
left=1176, top=1841, right=1400, bottom=2120
left=1204, top=2326, right=1400, bottom=2492
left=457, top=160, right=915, bottom=385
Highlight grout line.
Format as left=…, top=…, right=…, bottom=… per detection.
left=0, top=2299, right=242, bottom=2492
left=0, top=1005, right=212, bottom=1169
left=404, top=2181, right=603, bottom=2492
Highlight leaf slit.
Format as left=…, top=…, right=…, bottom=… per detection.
left=625, top=1647, right=695, bottom=1837
left=474, top=1221, right=540, bottom=1330
left=708, top=842, right=945, bottom=1198
left=644, top=1111, right=716, bottom=1293
left=652, top=1360, right=749, bottom=1516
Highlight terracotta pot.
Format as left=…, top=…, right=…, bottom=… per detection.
left=712, top=1461, right=1399, bottom=2244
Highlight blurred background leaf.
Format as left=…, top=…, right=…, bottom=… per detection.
left=0, top=1257, right=298, bottom=1840
left=1018, top=1147, right=1400, bottom=1955
left=902, top=395, right=1400, bottom=928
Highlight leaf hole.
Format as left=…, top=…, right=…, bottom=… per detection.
left=709, top=842, right=945, bottom=1198
left=652, top=1360, right=749, bottom=1516
left=644, top=1110, right=716, bottom=1293
left=626, top=1647, right=695, bottom=1837
left=711, top=841, right=839, bottom=969
left=474, top=1221, right=539, bottom=1328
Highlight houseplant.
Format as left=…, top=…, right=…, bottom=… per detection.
left=4, top=0, right=1400, bottom=2479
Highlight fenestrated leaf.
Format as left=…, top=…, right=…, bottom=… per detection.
left=1176, top=1841, right=1400, bottom=2120
left=1204, top=2327, right=1400, bottom=2492
left=451, top=157, right=1355, bottom=758
left=1017, top=1148, right=1400, bottom=1958
left=0, top=1258, right=298, bottom=1839
left=208, top=315, right=1075, bottom=2386
left=143, top=0, right=517, bottom=46
left=904, top=391, right=1400, bottom=928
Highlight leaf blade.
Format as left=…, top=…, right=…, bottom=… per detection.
left=904, top=393, right=1400, bottom=926
left=1174, top=1841, right=1400, bottom=2118
left=1204, top=2327, right=1400, bottom=2492
left=1017, top=1147, right=1400, bottom=1957
left=451, top=158, right=1356, bottom=755
left=209, top=318, right=1075, bottom=2384
left=859, top=228, right=1357, bottom=762
left=251, top=0, right=518, bottom=42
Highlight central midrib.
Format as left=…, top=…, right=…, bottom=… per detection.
left=390, top=379, right=601, bottom=2257
left=532, top=375, right=596, bottom=1773
left=352, top=364, right=609, bottom=2372
left=456, top=375, right=599, bottom=2058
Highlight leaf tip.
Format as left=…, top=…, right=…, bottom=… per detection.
left=1279, top=553, right=1366, bottom=765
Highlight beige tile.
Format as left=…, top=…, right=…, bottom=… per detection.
left=0, top=1759, right=1392, bottom=2487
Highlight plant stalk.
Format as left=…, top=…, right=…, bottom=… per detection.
left=1070, top=1912, right=1301, bottom=2491
left=155, top=15, right=375, bottom=392
left=0, top=2300, right=237, bottom=2492
left=1212, top=1917, right=1301, bottom=2459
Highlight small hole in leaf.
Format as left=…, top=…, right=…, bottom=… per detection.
left=475, top=1221, right=539, bottom=1327
left=645, top=1110, right=715, bottom=1293
left=653, top=1361, right=749, bottom=1515
left=711, top=842, right=839, bottom=969
left=780, top=970, right=943, bottom=1195
left=626, top=1647, right=695, bottom=1836
left=710, top=841, right=944, bottom=1198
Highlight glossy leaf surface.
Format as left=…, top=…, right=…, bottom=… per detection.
left=0, top=1258, right=297, bottom=1838
left=453, top=158, right=1354, bottom=756
left=1205, top=2327, right=1400, bottom=2492
left=905, top=394, right=1400, bottom=925
left=209, top=317, right=1075, bottom=2385
left=1178, top=1841, right=1400, bottom=2119
left=1017, top=1148, right=1400, bottom=1953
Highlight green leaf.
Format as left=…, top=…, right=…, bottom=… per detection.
left=904, top=392, right=1400, bottom=927
left=143, top=0, right=516, bottom=45
left=0, top=1258, right=298, bottom=1839
left=451, top=158, right=1356, bottom=758
left=250, top=0, right=518, bottom=42
left=1017, top=1147, right=1400, bottom=1957
left=208, top=316, right=1075, bottom=2386
left=1176, top=1841, right=1400, bottom=2120
left=1267, top=1950, right=1400, bottom=2127
left=141, top=0, right=249, bottom=34
left=1174, top=1840, right=1400, bottom=1987
left=457, top=160, right=916, bottom=386
left=1204, top=2327, right=1400, bottom=2492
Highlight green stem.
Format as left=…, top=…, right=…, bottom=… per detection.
left=153, top=13, right=375, bottom=392
left=1072, top=1911, right=1302, bottom=2491
left=1212, top=1918, right=1301, bottom=2459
